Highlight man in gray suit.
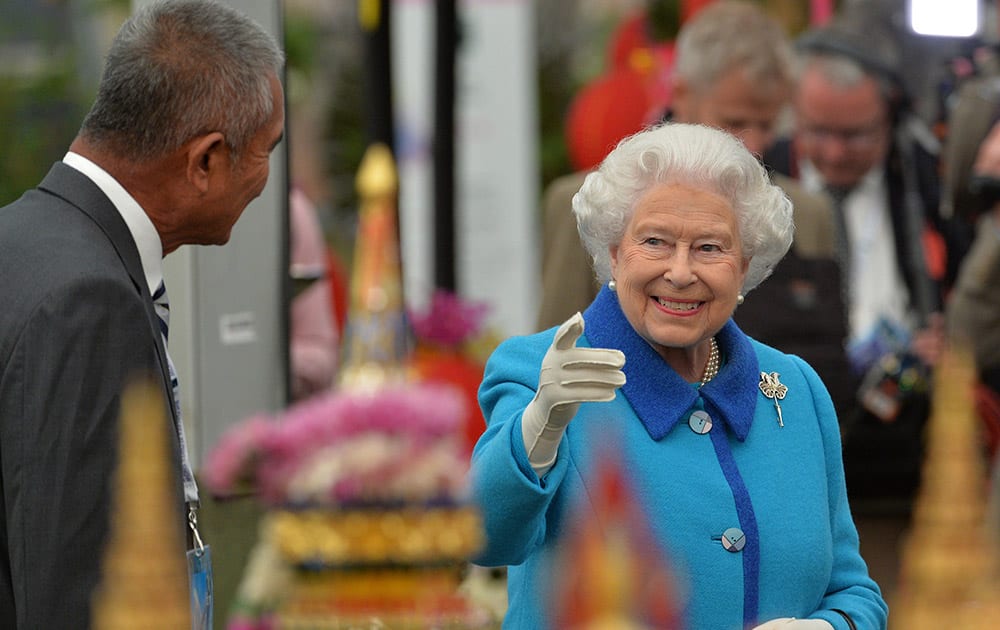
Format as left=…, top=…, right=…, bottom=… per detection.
left=0, top=1, right=284, bottom=627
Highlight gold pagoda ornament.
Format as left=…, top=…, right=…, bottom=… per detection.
left=91, top=379, right=191, bottom=629
left=337, top=142, right=412, bottom=391
left=890, top=345, right=1000, bottom=629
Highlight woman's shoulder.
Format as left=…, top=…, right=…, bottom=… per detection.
left=747, top=336, right=835, bottom=420
left=499, top=326, right=559, bottom=348
left=747, top=336, right=822, bottom=382
left=771, top=172, right=836, bottom=259
left=486, top=327, right=559, bottom=365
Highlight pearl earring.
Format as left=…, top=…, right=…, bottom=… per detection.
left=608, top=279, right=617, bottom=291
left=737, top=293, right=744, bottom=305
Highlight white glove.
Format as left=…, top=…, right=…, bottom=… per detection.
left=521, top=312, right=626, bottom=476
left=751, top=619, right=834, bottom=630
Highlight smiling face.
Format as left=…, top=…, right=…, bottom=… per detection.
left=609, top=183, right=748, bottom=370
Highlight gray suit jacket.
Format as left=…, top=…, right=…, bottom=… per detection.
left=0, top=162, right=184, bottom=628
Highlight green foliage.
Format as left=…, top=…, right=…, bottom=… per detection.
left=284, top=9, right=323, bottom=82
left=0, top=65, right=88, bottom=207
left=646, top=0, right=683, bottom=42
left=321, top=54, right=368, bottom=260
left=537, top=60, right=573, bottom=192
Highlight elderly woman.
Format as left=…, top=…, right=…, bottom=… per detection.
left=470, top=123, right=887, bottom=630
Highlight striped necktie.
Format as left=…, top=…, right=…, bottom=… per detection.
left=826, top=186, right=851, bottom=279
left=826, top=185, right=855, bottom=316
left=152, top=280, right=199, bottom=505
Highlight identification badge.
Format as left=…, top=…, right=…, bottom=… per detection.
left=187, top=545, right=213, bottom=630
left=858, top=352, right=928, bottom=423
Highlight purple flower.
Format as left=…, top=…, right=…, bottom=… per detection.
left=409, top=289, right=490, bottom=347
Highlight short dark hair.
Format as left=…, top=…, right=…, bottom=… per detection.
left=79, top=0, right=284, bottom=162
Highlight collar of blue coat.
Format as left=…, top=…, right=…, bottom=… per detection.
left=583, top=285, right=759, bottom=441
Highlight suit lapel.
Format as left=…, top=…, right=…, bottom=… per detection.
left=38, top=162, right=179, bottom=427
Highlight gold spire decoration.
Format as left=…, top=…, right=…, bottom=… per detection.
left=358, top=0, right=381, bottom=32
left=337, top=143, right=412, bottom=391
left=91, top=379, right=190, bottom=629
left=890, top=344, right=1000, bottom=629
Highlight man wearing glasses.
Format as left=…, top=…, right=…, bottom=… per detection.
left=764, top=15, right=952, bottom=516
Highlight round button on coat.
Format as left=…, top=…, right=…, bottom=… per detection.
left=721, top=527, right=746, bottom=552
left=688, top=410, right=712, bottom=434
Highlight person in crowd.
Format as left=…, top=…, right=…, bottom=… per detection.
left=941, top=52, right=1000, bottom=399
left=289, top=186, right=339, bottom=400
left=948, top=118, right=1000, bottom=378
left=536, top=1, right=681, bottom=331
left=671, top=0, right=855, bottom=418
left=0, top=1, right=284, bottom=627
left=764, top=15, right=950, bottom=510
left=538, top=169, right=596, bottom=328
left=472, top=122, right=887, bottom=630
left=946, top=119, right=1000, bottom=462
left=537, top=2, right=853, bottom=418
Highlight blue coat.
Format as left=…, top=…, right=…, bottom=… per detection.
left=471, top=287, right=887, bottom=630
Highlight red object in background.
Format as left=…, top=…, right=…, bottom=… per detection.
left=921, top=224, right=948, bottom=282
left=608, top=0, right=710, bottom=72
left=550, top=450, right=685, bottom=628
left=810, top=0, right=836, bottom=26
left=325, top=249, right=350, bottom=339
left=568, top=1, right=722, bottom=172
left=407, top=290, right=492, bottom=456
left=608, top=11, right=664, bottom=72
left=410, top=345, right=486, bottom=457
left=565, top=66, right=668, bottom=172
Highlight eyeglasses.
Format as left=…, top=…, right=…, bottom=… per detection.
left=797, top=121, right=888, bottom=150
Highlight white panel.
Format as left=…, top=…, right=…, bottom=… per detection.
left=394, top=0, right=539, bottom=336
left=393, top=0, right=436, bottom=314
left=456, top=0, right=539, bottom=336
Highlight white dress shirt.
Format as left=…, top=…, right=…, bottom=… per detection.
left=62, top=152, right=198, bottom=504
left=800, top=160, right=913, bottom=344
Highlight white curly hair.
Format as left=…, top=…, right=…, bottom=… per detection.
left=572, top=122, right=794, bottom=294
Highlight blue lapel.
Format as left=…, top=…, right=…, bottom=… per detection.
left=583, top=286, right=759, bottom=441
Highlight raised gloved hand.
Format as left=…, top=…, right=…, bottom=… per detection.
left=521, top=312, right=626, bottom=476
left=751, top=618, right=834, bottom=630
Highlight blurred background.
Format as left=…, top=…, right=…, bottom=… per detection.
left=3, top=0, right=999, bottom=626
left=0, top=1, right=886, bottom=245
left=0, top=0, right=984, bottom=300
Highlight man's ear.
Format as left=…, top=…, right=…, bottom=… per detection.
left=185, top=131, right=227, bottom=193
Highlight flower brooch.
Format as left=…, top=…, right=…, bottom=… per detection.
left=758, top=372, right=788, bottom=427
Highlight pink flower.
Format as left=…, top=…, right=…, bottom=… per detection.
left=409, top=289, right=490, bottom=347
left=203, top=383, right=468, bottom=506
left=202, top=415, right=276, bottom=497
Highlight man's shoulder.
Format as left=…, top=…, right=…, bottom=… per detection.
left=763, top=137, right=794, bottom=177
left=1, top=186, right=105, bottom=246
left=771, top=173, right=837, bottom=259
left=542, top=170, right=590, bottom=207
left=0, top=191, right=127, bottom=295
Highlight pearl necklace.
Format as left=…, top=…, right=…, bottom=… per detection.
left=701, top=337, right=720, bottom=385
